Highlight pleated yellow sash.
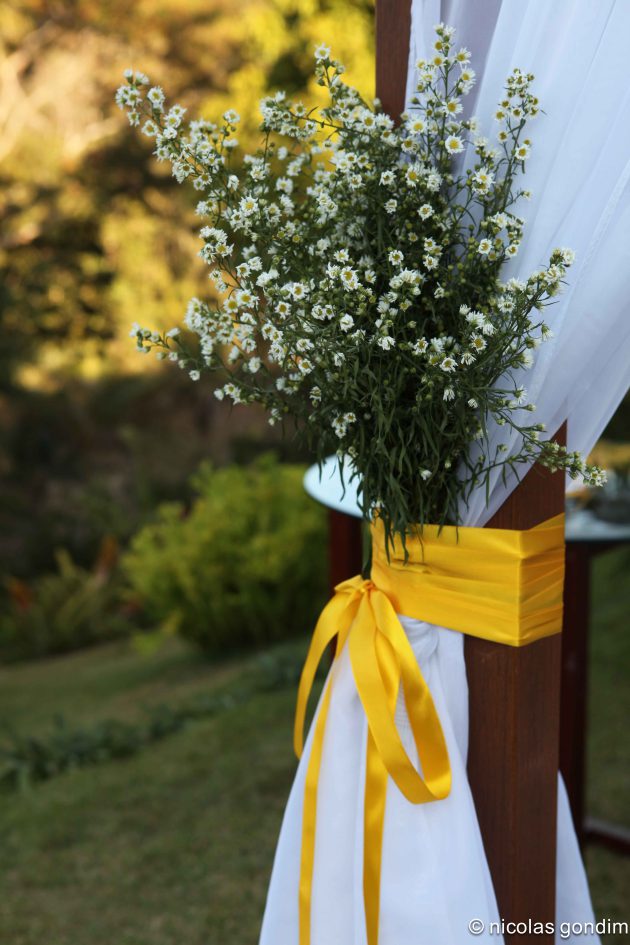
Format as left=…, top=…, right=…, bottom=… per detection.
left=294, top=513, right=565, bottom=945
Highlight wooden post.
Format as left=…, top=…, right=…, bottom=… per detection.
left=465, top=432, right=565, bottom=943
left=328, top=509, right=363, bottom=592
left=375, top=0, right=412, bottom=120
left=375, top=5, right=563, bottom=940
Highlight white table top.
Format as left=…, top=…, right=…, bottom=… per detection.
left=304, top=456, right=630, bottom=543
left=303, top=456, right=362, bottom=519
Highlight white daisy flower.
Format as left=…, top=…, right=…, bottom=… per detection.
left=340, top=267, right=360, bottom=289
left=406, top=165, right=422, bottom=186
left=444, top=135, right=464, bottom=154
left=443, top=98, right=463, bottom=116
left=472, top=168, right=495, bottom=192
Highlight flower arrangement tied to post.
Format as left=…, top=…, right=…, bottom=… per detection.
left=116, top=25, right=608, bottom=945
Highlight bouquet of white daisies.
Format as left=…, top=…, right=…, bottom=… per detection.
left=116, top=22, right=604, bottom=549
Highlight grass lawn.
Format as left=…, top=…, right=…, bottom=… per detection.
left=0, top=636, right=303, bottom=945
left=0, top=636, right=249, bottom=737
left=0, top=550, right=628, bottom=945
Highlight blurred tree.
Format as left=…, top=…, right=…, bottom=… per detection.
left=0, top=0, right=374, bottom=387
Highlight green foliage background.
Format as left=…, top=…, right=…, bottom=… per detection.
left=0, top=0, right=374, bottom=385
left=124, top=457, right=327, bottom=653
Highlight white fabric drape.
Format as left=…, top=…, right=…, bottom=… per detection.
left=408, top=0, right=630, bottom=525
left=260, top=2, right=630, bottom=943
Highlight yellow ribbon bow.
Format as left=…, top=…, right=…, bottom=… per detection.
left=294, top=575, right=452, bottom=945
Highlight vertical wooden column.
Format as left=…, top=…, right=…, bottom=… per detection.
left=375, top=4, right=564, bottom=940
left=328, top=510, right=363, bottom=592
left=375, top=0, right=412, bottom=118
left=465, top=437, right=565, bottom=943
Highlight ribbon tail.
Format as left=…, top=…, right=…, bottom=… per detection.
left=299, top=678, right=333, bottom=945
left=350, top=590, right=451, bottom=804
left=293, top=586, right=359, bottom=758
left=363, top=715, right=391, bottom=945
left=297, top=577, right=365, bottom=945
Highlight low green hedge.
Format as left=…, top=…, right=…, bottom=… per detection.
left=0, top=647, right=307, bottom=792
left=124, top=456, right=327, bottom=655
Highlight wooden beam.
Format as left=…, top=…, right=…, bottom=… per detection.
left=375, top=4, right=564, bottom=940
left=328, top=509, right=363, bottom=592
left=466, top=428, right=566, bottom=943
left=376, top=0, right=412, bottom=120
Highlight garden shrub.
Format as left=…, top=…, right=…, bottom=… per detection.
left=123, top=456, right=327, bottom=655
left=0, top=542, right=129, bottom=662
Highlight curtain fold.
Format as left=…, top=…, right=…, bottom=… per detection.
left=407, top=0, right=630, bottom=524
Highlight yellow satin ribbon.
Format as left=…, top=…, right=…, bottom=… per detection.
left=294, top=513, right=565, bottom=945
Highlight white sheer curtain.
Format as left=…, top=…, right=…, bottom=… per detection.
left=408, top=0, right=630, bottom=524
left=260, top=2, right=630, bottom=942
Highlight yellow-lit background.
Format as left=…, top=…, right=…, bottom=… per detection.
left=1, top=0, right=374, bottom=387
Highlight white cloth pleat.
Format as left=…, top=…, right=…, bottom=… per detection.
left=261, top=1, right=630, bottom=942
